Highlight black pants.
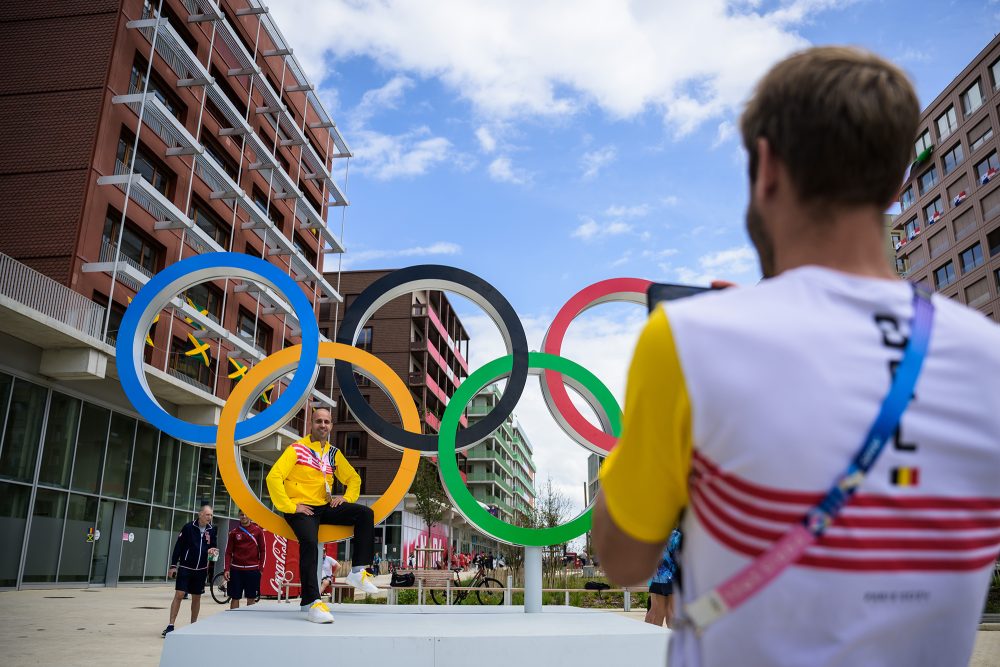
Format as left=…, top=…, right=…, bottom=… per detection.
left=284, top=503, right=374, bottom=606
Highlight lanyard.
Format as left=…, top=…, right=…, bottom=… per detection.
left=685, top=283, right=934, bottom=631
left=238, top=525, right=257, bottom=548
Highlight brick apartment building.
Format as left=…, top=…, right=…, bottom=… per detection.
left=0, top=0, right=350, bottom=588
left=891, top=33, right=1000, bottom=321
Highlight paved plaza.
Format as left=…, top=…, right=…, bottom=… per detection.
left=0, top=585, right=997, bottom=666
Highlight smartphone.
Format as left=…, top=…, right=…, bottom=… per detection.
left=646, top=283, right=712, bottom=313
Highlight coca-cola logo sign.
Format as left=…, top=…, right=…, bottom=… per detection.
left=270, top=534, right=288, bottom=592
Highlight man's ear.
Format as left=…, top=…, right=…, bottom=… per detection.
left=754, top=137, right=779, bottom=204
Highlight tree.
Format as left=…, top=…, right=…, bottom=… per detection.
left=533, top=477, right=573, bottom=584
left=410, top=457, right=448, bottom=567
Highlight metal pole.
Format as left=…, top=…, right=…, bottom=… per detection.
left=524, top=545, right=542, bottom=613
left=505, top=574, right=512, bottom=606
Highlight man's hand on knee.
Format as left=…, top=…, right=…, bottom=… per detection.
left=328, top=495, right=346, bottom=507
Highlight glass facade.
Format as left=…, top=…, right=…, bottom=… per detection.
left=0, top=369, right=275, bottom=588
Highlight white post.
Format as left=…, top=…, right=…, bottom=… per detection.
left=505, top=574, right=513, bottom=606
left=624, top=588, right=631, bottom=612
left=524, top=545, right=542, bottom=613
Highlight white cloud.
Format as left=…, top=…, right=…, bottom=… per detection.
left=269, top=0, right=849, bottom=136
left=487, top=155, right=531, bottom=185
left=604, top=203, right=650, bottom=218
left=571, top=217, right=633, bottom=241
left=341, top=241, right=461, bottom=268
left=672, top=245, right=759, bottom=285
left=661, top=195, right=680, bottom=207
left=580, top=145, right=617, bottom=180
left=351, top=75, right=413, bottom=125
left=712, top=120, right=737, bottom=149
left=475, top=126, right=497, bottom=153
left=351, top=127, right=454, bottom=180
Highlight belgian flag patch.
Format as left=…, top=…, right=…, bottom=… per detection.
left=891, top=467, right=920, bottom=487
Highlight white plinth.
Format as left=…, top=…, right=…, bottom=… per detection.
left=160, top=603, right=669, bottom=667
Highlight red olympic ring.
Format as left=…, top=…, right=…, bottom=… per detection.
left=540, top=278, right=652, bottom=453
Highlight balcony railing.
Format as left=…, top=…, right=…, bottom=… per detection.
left=97, top=239, right=155, bottom=292
left=0, top=252, right=107, bottom=341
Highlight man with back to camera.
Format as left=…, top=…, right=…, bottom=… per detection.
left=224, top=509, right=264, bottom=609
left=593, top=47, right=1000, bottom=666
left=162, top=504, right=218, bottom=637
left=266, top=407, right=379, bottom=624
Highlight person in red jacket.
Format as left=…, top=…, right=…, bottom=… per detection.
left=224, top=510, right=265, bottom=610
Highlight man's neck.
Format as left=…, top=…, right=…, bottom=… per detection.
left=772, top=206, right=896, bottom=280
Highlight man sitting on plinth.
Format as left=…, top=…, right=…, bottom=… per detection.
left=266, top=407, right=379, bottom=624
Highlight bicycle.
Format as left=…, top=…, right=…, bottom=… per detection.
left=210, top=571, right=231, bottom=605
left=429, top=565, right=504, bottom=605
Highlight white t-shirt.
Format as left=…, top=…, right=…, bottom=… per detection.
left=321, top=555, right=339, bottom=579
left=606, top=267, right=1000, bottom=667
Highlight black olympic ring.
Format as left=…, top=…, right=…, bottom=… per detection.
left=334, top=264, right=530, bottom=454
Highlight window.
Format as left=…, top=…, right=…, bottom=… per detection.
left=903, top=217, right=920, bottom=240
left=191, top=202, right=231, bottom=249
left=948, top=174, right=970, bottom=206
left=116, top=130, right=173, bottom=196
left=975, top=151, right=999, bottom=184
left=918, top=165, right=938, bottom=195
left=915, top=130, right=932, bottom=157
left=924, top=197, right=944, bottom=225
left=907, top=246, right=927, bottom=273
left=356, top=467, right=367, bottom=495
left=340, top=431, right=366, bottom=458
left=965, top=278, right=990, bottom=307
left=201, top=132, right=239, bottom=181
left=237, top=309, right=273, bottom=353
left=184, top=282, right=223, bottom=322
left=991, top=58, right=1000, bottom=90
left=210, top=65, right=246, bottom=113
left=928, top=230, right=950, bottom=259
left=336, top=394, right=369, bottom=423
left=129, top=56, right=184, bottom=121
left=304, top=188, right=323, bottom=217
left=969, top=121, right=993, bottom=153
left=960, top=243, right=985, bottom=273
left=245, top=241, right=262, bottom=259
left=900, top=185, right=915, bottom=211
left=293, top=233, right=317, bottom=266
left=357, top=326, right=373, bottom=353
left=252, top=187, right=283, bottom=227
left=984, top=187, right=1000, bottom=222
left=961, top=80, right=984, bottom=116
left=92, top=292, right=127, bottom=344
left=933, top=261, right=957, bottom=289
left=942, top=144, right=964, bottom=176
left=102, top=209, right=161, bottom=273
left=168, top=335, right=213, bottom=390
left=936, top=106, right=958, bottom=140
left=988, top=227, right=1000, bottom=257
left=953, top=209, right=977, bottom=242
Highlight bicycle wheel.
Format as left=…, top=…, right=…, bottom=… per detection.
left=211, top=572, right=231, bottom=604
left=476, top=578, right=505, bottom=605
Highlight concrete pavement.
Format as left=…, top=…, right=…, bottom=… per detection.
left=0, top=585, right=997, bottom=666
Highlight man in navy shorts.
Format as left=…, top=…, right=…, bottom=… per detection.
left=224, top=509, right=265, bottom=609
left=163, top=504, right=218, bottom=637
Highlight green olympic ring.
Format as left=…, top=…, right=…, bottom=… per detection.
left=437, top=352, right=622, bottom=546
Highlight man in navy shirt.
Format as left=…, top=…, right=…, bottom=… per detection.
left=163, top=504, right=218, bottom=637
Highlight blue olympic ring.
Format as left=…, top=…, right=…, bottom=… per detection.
left=116, top=253, right=320, bottom=445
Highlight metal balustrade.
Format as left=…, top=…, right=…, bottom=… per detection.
left=0, top=252, right=107, bottom=341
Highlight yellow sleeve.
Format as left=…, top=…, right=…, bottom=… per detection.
left=333, top=450, right=362, bottom=503
left=599, top=307, right=692, bottom=544
left=265, top=446, right=299, bottom=514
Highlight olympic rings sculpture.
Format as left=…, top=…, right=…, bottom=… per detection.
left=118, top=255, right=654, bottom=547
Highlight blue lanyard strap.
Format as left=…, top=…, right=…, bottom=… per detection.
left=805, top=282, right=935, bottom=536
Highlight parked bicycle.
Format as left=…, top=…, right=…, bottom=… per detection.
left=429, top=565, right=504, bottom=605
left=210, top=571, right=231, bottom=605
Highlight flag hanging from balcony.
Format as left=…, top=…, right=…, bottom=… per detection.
left=260, top=384, right=274, bottom=405
left=185, top=332, right=211, bottom=367
left=228, top=358, right=248, bottom=381
left=184, top=297, right=209, bottom=331
left=127, top=297, right=158, bottom=347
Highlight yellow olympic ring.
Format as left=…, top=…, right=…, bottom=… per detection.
left=217, top=342, right=421, bottom=542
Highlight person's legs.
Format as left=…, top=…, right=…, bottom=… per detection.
left=190, top=594, right=201, bottom=622
left=285, top=510, right=322, bottom=605
left=318, top=503, right=374, bottom=566
left=665, top=593, right=676, bottom=628
left=168, top=589, right=185, bottom=625
left=245, top=570, right=261, bottom=607
left=645, top=592, right=668, bottom=626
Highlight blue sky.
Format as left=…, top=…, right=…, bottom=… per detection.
left=267, top=0, right=998, bottom=512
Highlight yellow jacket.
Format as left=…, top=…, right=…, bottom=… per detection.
left=265, top=436, right=362, bottom=513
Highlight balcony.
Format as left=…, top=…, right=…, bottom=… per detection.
left=115, top=91, right=201, bottom=157
left=128, top=17, right=212, bottom=87
left=82, top=239, right=156, bottom=292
